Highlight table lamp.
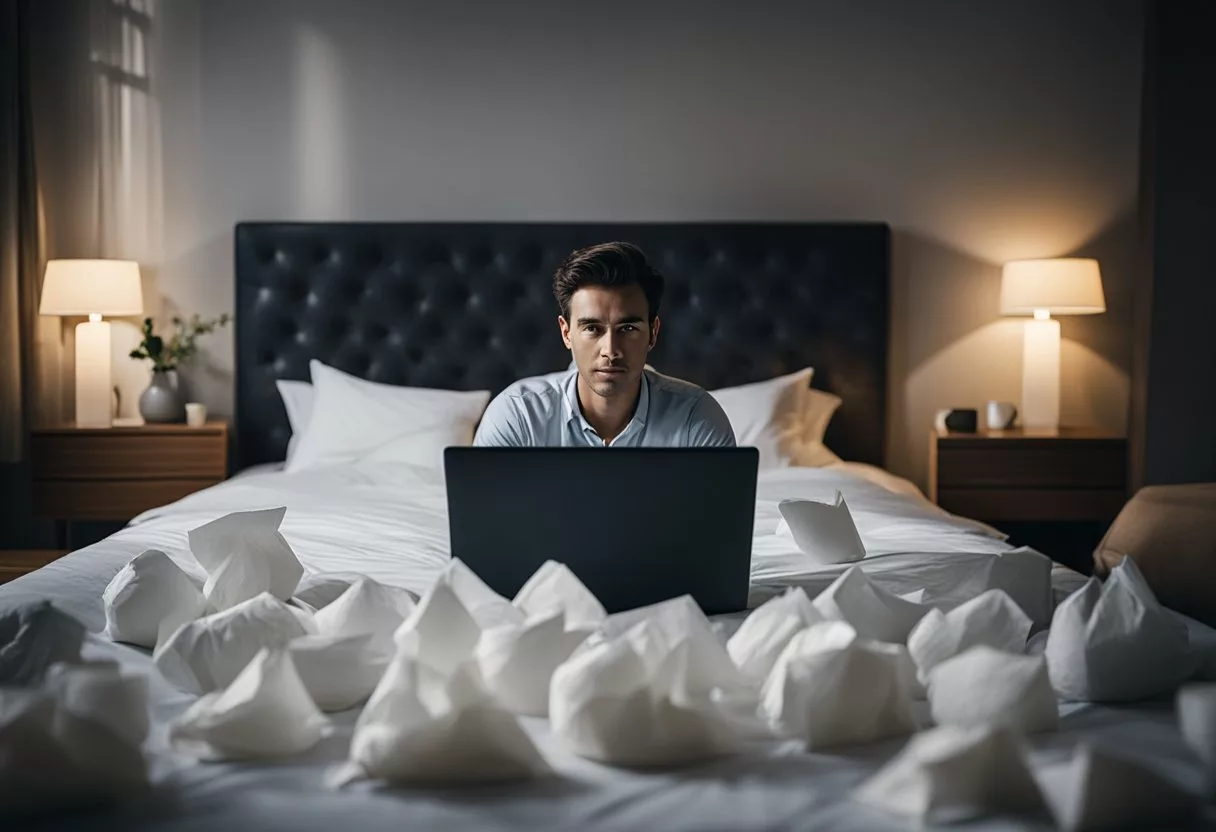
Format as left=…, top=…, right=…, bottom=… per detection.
left=39, top=259, right=144, bottom=428
left=1000, top=258, right=1105, bottom=430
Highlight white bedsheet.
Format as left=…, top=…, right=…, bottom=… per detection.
left=2, top=462, right=1211, bottom=831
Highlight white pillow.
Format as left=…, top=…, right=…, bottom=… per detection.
left=276, top=380, right=315, bottom=465
left=710, top=368, right=814, bottom=469
left=284, top=360, right=491, bottom=473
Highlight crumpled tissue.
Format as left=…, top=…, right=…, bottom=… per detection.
left=513, top=560, right=607, bottom=628
left=727, top=587, right=824, bottom=682
left=1045, top=556, right=1194, bottom=702
left=46, top=659, right=150, bottom=747
left=812, top=566, right=932, bottom=643
left=292, top=572, right=363, bottom=613
left=472, top=561, right=607, bottom=716
left=289, top=633, right=386, bottom=712
left=907, top=589, right=1032, bottom=682
left=761, top=620, right=919, bottom=748
left=169, top=647, right=330, bottom=760
left=313, top=577, right=416, bottom=661
left=1177, top=683, right=1216, bottom=797
left=550, top=596, right=762, bottom=768
left=775, top=491, right=865, bottom=564
left=0, top=663, right=148, bottom=817
left=440, top=557, right=523, bottom=630
left=853, top=724, right=1047, bottom=825
left=336, top=653, right=551, bottom=786
left=154, top=592, right=310, bottom=694
left=926, top=646, right=1058, bottom=734
left=102, top=548, right=206, bottom=648
left=0, top=600, right=85, bottom=685
left=1034, top=743, right=1200, bottom=832
left=478, top=612, right=595, bottom=717
left=394, top=559, right=522, bottom=676
left=188, top=506, right=304, bottom=612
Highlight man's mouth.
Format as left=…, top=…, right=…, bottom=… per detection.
left=594, top=367, right=626, bottom=375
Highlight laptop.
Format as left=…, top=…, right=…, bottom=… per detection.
left=444, top=447, right=759, bottom=615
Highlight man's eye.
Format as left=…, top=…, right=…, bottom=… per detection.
left=620, top=325, right=637, bottom=333
left=583, top=326, right=601, bottom=335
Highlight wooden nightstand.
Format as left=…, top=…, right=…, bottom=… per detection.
left=29, top=419, right=229, bottom=553
left=929, top=426, right=1128, bottom=573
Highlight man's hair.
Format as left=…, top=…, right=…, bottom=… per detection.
left=553, top=241, right=664, bottom=323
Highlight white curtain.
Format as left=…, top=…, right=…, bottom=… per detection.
left=91, top=0, right=163, bottom=266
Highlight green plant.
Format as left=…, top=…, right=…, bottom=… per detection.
left=129, top=313, right=232, bottom=372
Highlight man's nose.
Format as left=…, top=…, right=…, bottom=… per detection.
left=600, top=331, right=622, bottom=357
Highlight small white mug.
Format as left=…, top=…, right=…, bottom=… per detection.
left=987, top=400, right=1017, bottom=430
left=185, top=402, right=208, bottom=428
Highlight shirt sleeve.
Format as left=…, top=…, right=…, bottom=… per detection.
left=472, top=392, right=531, bottom=447
left=684, top=393, right=737, bottom=448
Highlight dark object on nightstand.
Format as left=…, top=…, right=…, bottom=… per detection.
left=942, top=409, right=978, bottom=433
left=25, top=420, right=229, bottom=561
left=929, top=426, right=1128, bottom=574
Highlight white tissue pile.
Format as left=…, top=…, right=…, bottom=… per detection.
left=2, top=500, right=1211, bottom=828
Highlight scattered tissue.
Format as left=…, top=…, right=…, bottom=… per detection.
left=188, top=506, right=304, bottom=612
left=775, top=491, right=866, bottom=564
left=926, top=646, right=1058, bottom=735
left=170, top=647, right=330, bottom=760
left=907, top=589, right=1032, bottom=682
left=1045, top=556, right=1194, bottom=702
left=549, top=596, right=762, bottom=767
left=761, top=620, right=919, bottom=749
left=0, top=600, right=85, bottom=686
left=154, top=592, right=309, bottom=695
left=313, top=577, right=416, bottom=661
left=337, top=653, right=551, bottom=786
left=0, top=661, right=149, bottom=817
left=513, top=560, right=607, bottom=629
left=853, top=724, right=1046, bottom=825
left=812, top=566, right=932, bottom=644
left=393, top=560, right=513, bottom=676
left=289, top=633, right=386, bottom=712
left=102, top=549, right=206, bottom=649
left=727, top=587, right=824, bottom=682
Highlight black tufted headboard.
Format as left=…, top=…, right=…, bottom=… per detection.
left=234, top=222, right=890, bottom=470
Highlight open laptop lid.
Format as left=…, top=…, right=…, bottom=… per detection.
left=444, top=447, right=759, bottom=616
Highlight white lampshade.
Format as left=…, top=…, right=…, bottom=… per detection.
left=999, top=258, right=1105, bottom=316
left=39, top=259, right=144, bottom=317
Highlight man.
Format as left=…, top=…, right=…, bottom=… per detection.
left=473, top=241, right=736, bottom=448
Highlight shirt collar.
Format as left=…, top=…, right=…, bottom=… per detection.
left=563, top=367, right=650, bottom=434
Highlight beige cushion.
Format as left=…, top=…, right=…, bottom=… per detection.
left=1093, top=484, right=1216, bottom=628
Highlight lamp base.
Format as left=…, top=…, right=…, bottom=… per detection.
left=75, top=319, right=113, bottom=428
left=1021, top=317, right=1060, bottom=430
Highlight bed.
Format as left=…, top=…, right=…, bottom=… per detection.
left=3, top=222, right=1213, bottom=831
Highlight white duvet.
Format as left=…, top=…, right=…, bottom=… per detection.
left=2, top=460, right=1211, bottom=832
left=105, top=460, right=1027, bottom=614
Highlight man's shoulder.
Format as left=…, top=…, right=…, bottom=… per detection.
left=645, top=367, right=713, bottom=402
left=493, top=369, right=569, bottom=408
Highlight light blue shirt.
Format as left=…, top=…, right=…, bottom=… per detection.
left=473, top=367, right=737, bottom=448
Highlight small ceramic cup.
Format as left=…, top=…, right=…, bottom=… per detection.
left=987, top=401, right=1018, bottom=430
left=185, top=402, right=208, bottom=428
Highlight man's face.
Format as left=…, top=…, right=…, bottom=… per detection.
left=559, top=284, right=659, bottom=400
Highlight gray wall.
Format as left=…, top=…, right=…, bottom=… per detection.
left=150, top=0, right=1142, bottom=491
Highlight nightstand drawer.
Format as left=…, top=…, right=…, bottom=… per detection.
left=32, top=478, right=221, bottom=520
left=31, top=432, right=226, bottom=480
left=936, top=487, right=1128, bottom=522
left=936, top=443, right=1126, bottom=489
